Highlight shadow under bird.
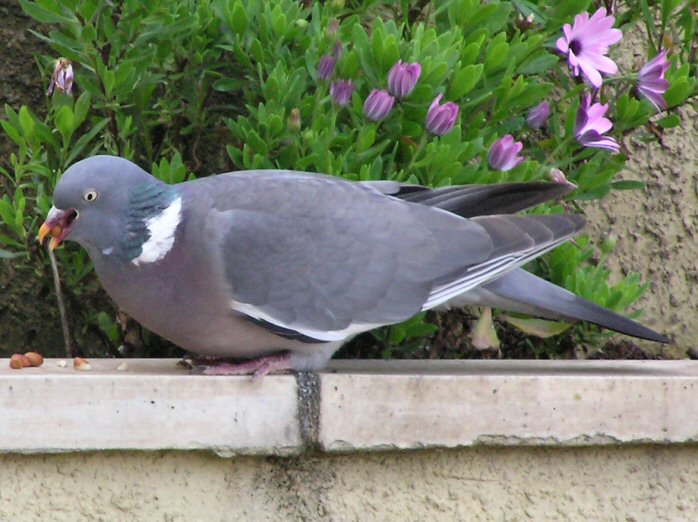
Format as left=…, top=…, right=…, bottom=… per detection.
left=39, top=156, right=669, bottom=375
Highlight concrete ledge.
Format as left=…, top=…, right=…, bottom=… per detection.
left=0, top=359, right=300, bottom=455
left=2, top=358, right=698, bottom=455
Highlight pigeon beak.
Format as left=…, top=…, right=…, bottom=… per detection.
left=38, top=206, right=78, bottom=250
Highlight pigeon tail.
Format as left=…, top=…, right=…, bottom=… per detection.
left=473, top=269, right=669, bottom=343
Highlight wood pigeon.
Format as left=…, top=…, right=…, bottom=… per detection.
left=38, top=156, right=669, bottom=375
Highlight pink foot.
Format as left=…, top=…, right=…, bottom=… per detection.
left=197, top=353, right=293, bottom=378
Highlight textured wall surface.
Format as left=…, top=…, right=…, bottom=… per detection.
left=1, top=446, right=697, bottom=521
left=585, top=24, right=698, bottom=354
left=587, top=104, right=698, bottom=355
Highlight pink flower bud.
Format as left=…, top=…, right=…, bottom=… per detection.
left=526, top=101, right=550, bottom=129
left=425, top=94, right=459, bottom=136
left=637, top=50, right=670, bottom=111
left=47, top=58, right=74, bottom=96
left=387, top=60, right=421, bottom=99
left=363, top=89, right=395, bottom=121
left=330, top=79, right=353, bottom=107
left=487, top=135, right=525, bottom=171
left=317, top=55, right=336, bottom=82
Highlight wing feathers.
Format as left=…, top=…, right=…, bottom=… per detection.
left=197, top=172, right=586, bottom=342
left=395, top=182, right=575, bottom=217
left=421, top=214, right=585, bottom=311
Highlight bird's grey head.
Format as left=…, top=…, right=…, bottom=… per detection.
left=39, top=155, right=182, bottom=265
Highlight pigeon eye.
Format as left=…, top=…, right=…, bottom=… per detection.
left=83, top=190, right=99, bottom=202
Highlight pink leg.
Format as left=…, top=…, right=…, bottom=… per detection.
left=196, top=353, right=293, bottom=378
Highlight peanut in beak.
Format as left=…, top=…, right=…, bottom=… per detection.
left=38, top=223, right=63, bottom=250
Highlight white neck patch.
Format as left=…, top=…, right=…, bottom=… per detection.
left=131, top=197, right=183, bottom=266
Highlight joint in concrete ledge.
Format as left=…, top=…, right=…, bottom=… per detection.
left=295, top=372, right=320, bottom=450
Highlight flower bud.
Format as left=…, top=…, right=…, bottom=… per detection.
left=47, top=58, right=74, bottom=96
left=363, top=89, right=395, bottom=121
left=332, top=41, right=343, bottom=60
left=287, top=108, right=301, bottom=132
left=330, top=79, right=353, bottom=107
left=487, top=135, right=525, bottom=171
left=387, top=60, right=421, bottom=99
left=549, top=168, right=565, bottom=183
left=425, top=94, right=459, bottom=136
left=317, top=55, right=336, bottom=82
left=526, top=101, right=550, bottom=130
left=326, top=19, right=340, bottom=40
left=637, top=50, right=671, bottom=111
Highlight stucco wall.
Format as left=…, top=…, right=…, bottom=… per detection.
left=585, top=28, right=698, bottom=355
left=586, top=103, right=698, bottom=355
left=1, top=446, right=696, bottom=521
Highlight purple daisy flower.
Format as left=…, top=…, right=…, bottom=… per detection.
left=574, top=94, right=620, bottom=153
left=556, top=7, right=622, bottom=88
left=330, top=79, right=353, bottom=107
left=387, top=60, right=421, bottom=99
left=487, top=135, right=525, bottom=171
left=637, top=50, right=671, bottom=111
left=526, top=101, right=550, bottom=129
left=363, top=89, right=395, bottom=121
left=425, top=94, right=459, bottom=136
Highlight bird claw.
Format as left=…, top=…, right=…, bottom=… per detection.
left=182, top=353, right=293, bottom=378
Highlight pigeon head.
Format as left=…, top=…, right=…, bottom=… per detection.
left=39, top=155, right=183, bottom=265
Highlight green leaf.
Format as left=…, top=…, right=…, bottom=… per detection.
left=267, top=114, right=283, bottom=137
left=460, top=41, right=482, bottom=66
left=246, top=129, right=268, bottom=155
left=250, top=38, right=264, bottom=63
left=656, top=113, right=680, bottom=128
left=231, top=1, right=248, bottom=33
left=54, top=105, right=75, bottom=143
left=65, top=118, right=109, bottom=165
left=0, top=199, right=16, bottom=229
left=382, top=35, right=400, bottom=73
left=20, top=0, right=75, bottom=24
left=271, top=6, right=286, bottom=38
left=1, top=120, right=23, bottom=147
left=575, top=184, right=612, bottom=201
left=213, top=78, right=245, bottom=92
left=18, top=106, right=35, bottom=139
left=484, top=39, right=509, bottom=74
left=448, top=64, right=483, bottom=99
left=356, top=124, right=376, bottom=152
left=73, top=91, right=91, bottom=129
left=518, top=53, right=558, bottom=75
left=388, top=325, right=406, bottom=345
left=101, top=69, right=115, bottom=98
left=81, top=22, right=97, bottom=42
left=550, top=0, right=591, bottom=22
left=664, top=78, right=691, bottom=107
left=340, top=49, right=359, bottom=78
left=79, top=0, right=99, bottom=21
left=0, top=248, right=25, bottom=259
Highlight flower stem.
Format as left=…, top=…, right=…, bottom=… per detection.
left=603, top=74, right=638, bottom=84
left=401, top=134, right=428, bottom=182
